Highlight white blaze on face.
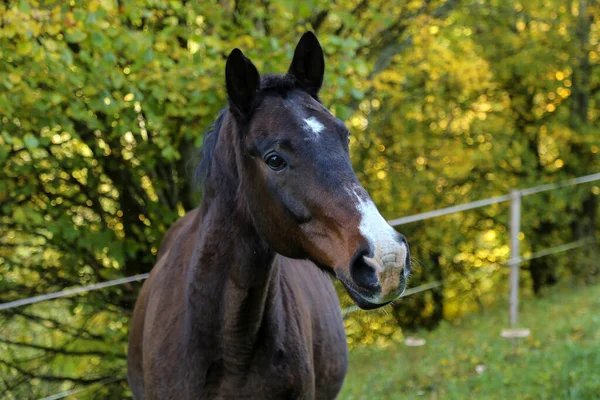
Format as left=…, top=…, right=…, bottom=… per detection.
left=354, top=190, right=409, bottom=299
left=303, top=116, right=325, bottom=139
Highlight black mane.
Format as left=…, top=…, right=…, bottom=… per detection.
left=195, top=107, right=227, bottom=192
left=195, top=73, right=318, bottom=192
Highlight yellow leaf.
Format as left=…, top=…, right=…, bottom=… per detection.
left=8, top=73, right=22, bottom=84
left=43, top=39, right=58, bottom=52
left=16, top=41, right=33, bottom=55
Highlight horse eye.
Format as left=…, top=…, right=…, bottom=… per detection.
left=265, top=154, right=287, bottom=171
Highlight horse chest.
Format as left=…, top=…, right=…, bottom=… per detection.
left=199, top=331, right=314, bottom=398
left=251, top=299, right=347, bottom=398
left=198, top=310, right=346, bottom=399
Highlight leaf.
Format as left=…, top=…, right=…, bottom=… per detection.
left=335, top=105, right=353, bottom=121
left=18, top=0, right=30, bottom=13
left=103, top=52, right=117, bottom=64
left=91, top=31, right=107, bottom=49
left=65, top=30, right=87, bottom=43
left=62, top=224, right=78, bottom=241
left=24, top=208, right=44, bottom=225
left=1, top=131, right=12, bottom=144
left=0, top=146, right=8, bottom=165
left=23, top=134, right=39, bottom=150
left=351, top=88, right=365, bottom=100
left=161, top=146, right=177, bottom=160
left=142, top=48, right=154, bottom=63
left=43, top=38, right=59, bottom=52
left=108, top=243, right=126, bottom=266
left=16, top=41, right=33, bottom=55
left=49, top=93, right=63, bottom=104
left=61, top=48, right=74, bottom=65
left=8, top=73, right=22, bottom=84
left=13, top=207, right=27, bottom=224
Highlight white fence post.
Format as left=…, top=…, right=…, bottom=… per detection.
left=509, top=189, right=521, bottom=328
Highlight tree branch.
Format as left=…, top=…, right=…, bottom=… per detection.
left=0, top=338, right=126, bottom=359
left=4, top=309, right=106, bottom=341
left=0, top=359, right=117, bottom=384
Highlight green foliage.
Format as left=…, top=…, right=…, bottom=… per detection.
left=0, top=0, right=599, bottom=397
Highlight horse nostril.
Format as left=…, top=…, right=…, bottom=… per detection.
left=395, top=232, right=408, bottom=246
left=350, top=251, right=379, bottom=290
left=394, top=232, right=411, bottom=275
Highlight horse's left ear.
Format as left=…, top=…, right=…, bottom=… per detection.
left=288, top=31, right=324, bottom=98
left=226, top=48, right=261, bottom=119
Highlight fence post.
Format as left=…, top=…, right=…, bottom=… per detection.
left=509, top=189, right=522, bottom=328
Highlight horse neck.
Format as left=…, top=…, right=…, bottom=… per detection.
left=187, top=114, right=277, bottom=373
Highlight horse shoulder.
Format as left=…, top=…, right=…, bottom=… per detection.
left=157, top=208, right=200, bottom=259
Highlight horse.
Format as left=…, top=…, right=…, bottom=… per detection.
left=127, top=32, right=411, bottom=399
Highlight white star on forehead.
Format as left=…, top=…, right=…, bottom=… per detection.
left=303, top=117, right=324, bottom=139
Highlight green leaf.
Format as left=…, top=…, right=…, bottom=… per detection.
left=103, top=52, right=117, bottom=64
left=61, top=48, right=74, bottom=65
left=142, top=48, right=154, bottom=63
left=63, top=224, right=78, bottom=241
left=0, top=146, right=7, bottom=165
left=335, top=105, right=353, bottom=121
left=65, top=30, right=87, bottom=43
left=13, top=207, right=27, bottom=224
left=24, top=208, right=44, bottom=225
left=49, top=93, right=63, bottom=104
left=91, top=31, right=107, bottom=49
left=351, top=88, right=365, bottom=100
left=161, top=146, right=177, bottom=160
left=2, top=131, right=13, bottom=144
left=23, top=134, right=39, bottom=150
left=18, top=0, right=30, bottom=13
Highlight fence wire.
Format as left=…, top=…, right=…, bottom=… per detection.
left=388, top=171, right=600, bottom=227
left=0, top=274, right=149, bottom=311
left=38, top=377, right=126, bottom=400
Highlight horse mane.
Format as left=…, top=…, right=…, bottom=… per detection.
left=195, top=73, right=318, bottom=192
left=195, top=107, right=226, bottom=192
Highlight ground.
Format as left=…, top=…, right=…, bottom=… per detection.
left=339, top=282, right=600, bottom=399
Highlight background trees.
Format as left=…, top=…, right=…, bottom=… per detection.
left=0, top=0, right=598, bottom=397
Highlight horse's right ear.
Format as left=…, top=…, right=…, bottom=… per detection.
left=288, top=31, right=324, bottom=98
left=226, top=48, right=261, bottom=118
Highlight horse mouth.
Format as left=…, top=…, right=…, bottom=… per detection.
left=338, top=276, right=394, bottom=310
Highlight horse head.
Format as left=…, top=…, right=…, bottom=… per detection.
left=222, top=32, right=411, bottom=309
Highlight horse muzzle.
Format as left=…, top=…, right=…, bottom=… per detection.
left=340, top=236, right=410, bottom=309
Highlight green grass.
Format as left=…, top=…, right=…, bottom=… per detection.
left=339, top=283, right=600, bottom=400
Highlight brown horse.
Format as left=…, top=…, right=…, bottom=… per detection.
left=127, top=32, right=410, bottom=399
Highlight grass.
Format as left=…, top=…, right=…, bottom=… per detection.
left=339, top=283, right=600, bottom=400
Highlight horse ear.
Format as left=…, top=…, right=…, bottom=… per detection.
left=226, top=48, right=261, bottom=118
left=288, top=31, right=324, bottom=98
